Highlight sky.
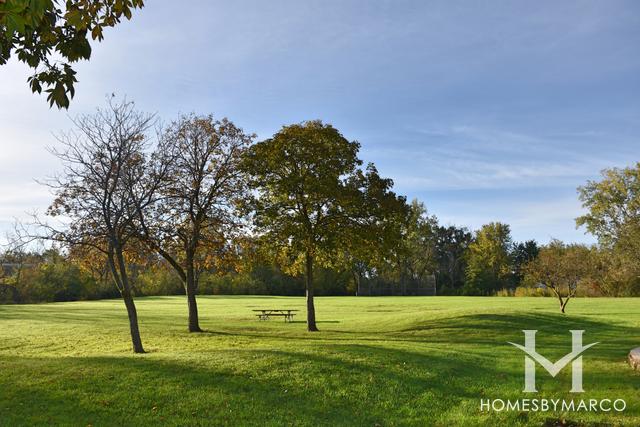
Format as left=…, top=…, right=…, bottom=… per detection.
left=1, top=0, right=640, bottom=245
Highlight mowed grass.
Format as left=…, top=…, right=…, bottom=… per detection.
left=0, top=296, right=638, bottom=426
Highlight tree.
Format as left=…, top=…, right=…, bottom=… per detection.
left=243, top=120, right=406, bottom=331
left=20, top=248, right=88, bottom=302
left=68, top=244, right=112, bottom=292
left=464, top=222, right=513, bottom=295
left=338, top=182, right=409, bottom=297
left=41, top=97, right=157, bottom=352
left=0, top=0, right=144, bottom=108
left=511, top=240, right=539, bottom=285
left=434, top=225, right=472, bottom=294
left=577, top=163, right=640, bottom=265
left=0, top=248, right=23, bottom=303
left=577, top=163, right=640, bottom=244
left=591, top=249, right=640, bottom=297
left=524, top=240, right=595, bottom=313
left=135, top=114, right=253, bottom=332
left=384, top=199, right=438, bottom=294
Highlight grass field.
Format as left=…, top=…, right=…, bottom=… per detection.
left=0, top=296, right=638, bottom=426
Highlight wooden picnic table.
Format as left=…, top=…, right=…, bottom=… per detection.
left=252, top=309, right=299, bottom=322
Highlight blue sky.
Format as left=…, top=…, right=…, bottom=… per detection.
left=1, top=0, right=639, bottom=244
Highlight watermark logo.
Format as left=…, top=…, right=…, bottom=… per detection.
left=508, top=330, right=598, bottom=393
left=479, top=330, right=627, bottom=413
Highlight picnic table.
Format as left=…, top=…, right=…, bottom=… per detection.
left=253, top=309, right=299, bottom=322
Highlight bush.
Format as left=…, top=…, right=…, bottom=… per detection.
left=495, top=288, right=513, bottom=297
left=15, top=261, right=96, bottom=303
left=496, top=286, right=553, bottom=297
left=514, top=286, right=553, bottom=297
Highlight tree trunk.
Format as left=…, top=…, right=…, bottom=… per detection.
left=122, top=289, right=145, bottom=353
left=185, top=252, right=202, bottom=333
left=556, top=294, right=566, bottom=313
left=549, top=287, right=567, bottom=314
left=185, top=278, right=202, bottom=332
left=305, top=252, right=318, bottom=332
left=109, top=245, right=145, bottom=353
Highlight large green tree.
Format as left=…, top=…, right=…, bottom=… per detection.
left=243, top=120, right=406, bottom=331
left=0, top=0, right=144, bottom=108
left=577, top=163, right=640, bottom=296
left=463, top=222, right=513, bottom=295
left=577, top=163, right=640, bottom=262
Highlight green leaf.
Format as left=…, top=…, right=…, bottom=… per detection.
left=91, top=25, right=103, bottom=41
left=5, top=12, right=26, bottom=34
left=65, top=9, right=84, bottom=29
left=28, top=75, right=41, bottom=93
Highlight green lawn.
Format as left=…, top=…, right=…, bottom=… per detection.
left=0, top=296, right=638, bottom=426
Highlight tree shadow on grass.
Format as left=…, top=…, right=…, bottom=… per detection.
left=289, top=320, right=341, bottom=324
left=1, top=339, right=637, bottom=426
left=192, top=312, right=639, bottom=359
left=396, top=312, right=639, bottom=359
left=1, top=311, right=638, bottom=426
left=0, top=344, right=505, bottom=427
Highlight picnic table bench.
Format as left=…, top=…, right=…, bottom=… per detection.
left=253, top=309, right=299, bottom=322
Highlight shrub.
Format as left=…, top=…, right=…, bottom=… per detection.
left=495, top=286, right=553, bottom=297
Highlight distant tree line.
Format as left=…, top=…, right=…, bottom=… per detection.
left=2, top=98, right=639, bottom=351
left=5, top=211, right=637, bottom=306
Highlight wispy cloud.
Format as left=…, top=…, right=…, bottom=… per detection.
left=365, top=124, right=633, bottom=193
left=1, top=0, right=639, bottom=244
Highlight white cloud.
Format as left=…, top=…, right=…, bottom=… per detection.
left=1, top=0, right=638, bottom=245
